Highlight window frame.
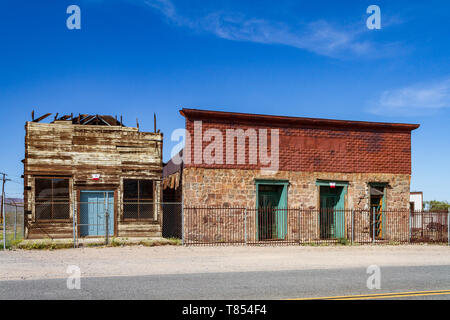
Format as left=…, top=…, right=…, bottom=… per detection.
left=34, top=177, right=71, bottom=221
left=123, top=179, right=155, bottom=221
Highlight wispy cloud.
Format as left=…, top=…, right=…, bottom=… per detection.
left=143, top=0, right=402, bottom=59
left=368, top=78, right=450, bottom=115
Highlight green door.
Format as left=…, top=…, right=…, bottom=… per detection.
left=257, top=184, right=287, bottom=240
left=320, top=186, right=345, bottom=239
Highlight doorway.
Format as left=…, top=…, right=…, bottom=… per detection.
left=256, top=181, right=288, bottom=241
left=319, top=186, right=345, bottom=239
left=370, top=184, right=386, bottom=240
left=80, top=191, right=114, bottom=237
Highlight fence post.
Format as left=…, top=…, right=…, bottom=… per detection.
left=448, top=208, right=450, bottom=247
left=72, top=202, right=76, bottom=248
left=244, top=209, right=247, bottom=245
left=14, top=204, right=17, bottom=241
left=2, top=194, right=6, bottom=250
left=372, top=207, right=376, bottom=244
left=181, top=195, right=185, bottom=246
left=105, top=210, right=109, bottom=245
left=351, top=210, right=354, bottom=245
left=298, top=208, right=301, bottom=244
left=409, top=210, right=412, bottom=244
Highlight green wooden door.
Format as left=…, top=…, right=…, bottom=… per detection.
left=320, top=187, right=345, bottom=239
left=257, top=184, right=287, bottom=240
left=259, top=191, right=278, bottom=240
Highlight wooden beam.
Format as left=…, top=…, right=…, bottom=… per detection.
left=32, top=113, right=52, bottom=123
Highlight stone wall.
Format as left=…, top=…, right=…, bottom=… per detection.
left=183, top=167, right=411, bottom=210
left=182, top=167, right=411, bottom=243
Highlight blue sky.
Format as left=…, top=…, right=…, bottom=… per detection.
left=0, top=0, right=449, bottom=201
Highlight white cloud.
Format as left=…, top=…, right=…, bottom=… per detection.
left=143, top=0, right=400, bottom=59
left=369, top=78, right=450, bottom=114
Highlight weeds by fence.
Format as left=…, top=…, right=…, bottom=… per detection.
left=184, top=207, right=450, bottom=246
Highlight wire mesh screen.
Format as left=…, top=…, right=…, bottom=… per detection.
left=1, top=202, right=24, bottom=248
left=78, top=200, right=114, bottom=238
left=35, top=201, right=70, bottom=220
left=123, top=202, right=155, bottom=220
left=162, top=202, right=182, bottom=239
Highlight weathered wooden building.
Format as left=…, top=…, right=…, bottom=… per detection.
left=23, top=114, right=163, bottom=239
left=176, top=108, right=420, bottom=243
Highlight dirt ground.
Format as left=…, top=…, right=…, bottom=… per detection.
left=1, top=245, right=449, bottom=281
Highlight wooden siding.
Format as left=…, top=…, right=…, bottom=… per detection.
left=24, top=121, right=163, bottom=239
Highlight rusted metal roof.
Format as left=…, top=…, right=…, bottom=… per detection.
left=180, top=108, right=420, bottom=132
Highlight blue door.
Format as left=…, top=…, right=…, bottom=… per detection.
left=80, top=191, right=114, bottom=237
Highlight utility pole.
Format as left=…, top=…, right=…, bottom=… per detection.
left=1, top=172, right=11, bottom=250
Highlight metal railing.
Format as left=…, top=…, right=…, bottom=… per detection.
left=183, top=207, right=450, bottom=246
left=410, top=210, right=449, bottom=243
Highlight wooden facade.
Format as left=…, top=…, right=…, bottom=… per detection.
left=23, top=118, right=163, bottom=239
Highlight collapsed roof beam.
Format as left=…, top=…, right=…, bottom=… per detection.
left=32, top=113, right=52, bottom=123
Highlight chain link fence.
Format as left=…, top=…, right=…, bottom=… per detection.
left=162, top=202, right=182, bottom=239
left=1, top=202, right=24, bottom=249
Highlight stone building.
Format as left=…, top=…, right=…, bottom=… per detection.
left=23, top=114, right=163, bottom=239
left=177, top=108, right=420, bottom=243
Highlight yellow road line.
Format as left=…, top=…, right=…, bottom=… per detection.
left=336, top=292, right=450, bottom=300
left=291, top=289, right=450, bottom=300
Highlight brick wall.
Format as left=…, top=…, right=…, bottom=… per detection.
left=183, top=118, right=413, bottom=174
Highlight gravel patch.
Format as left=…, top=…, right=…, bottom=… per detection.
left=1, top=245, right=449, bottom=281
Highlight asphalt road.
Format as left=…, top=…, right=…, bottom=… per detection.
left=1, top=265, right=449, bottom=300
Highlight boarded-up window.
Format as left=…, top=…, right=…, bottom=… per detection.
left=123, top=179, right=154, bottom=219
left=35, top=178, right=70, bottom=220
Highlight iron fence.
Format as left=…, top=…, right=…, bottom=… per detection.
left=1, top=202, right=24, bottom=249
left=410, top=211, right=449, bottom=243
left=183, top=207, right=450, bottom=246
